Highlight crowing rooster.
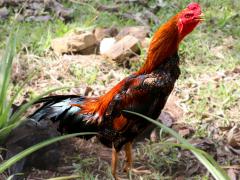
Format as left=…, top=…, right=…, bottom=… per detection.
left=29, top=3, right=203, bottom=179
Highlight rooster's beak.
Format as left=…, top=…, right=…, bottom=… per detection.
left=198, top=13, right=205, bottom=21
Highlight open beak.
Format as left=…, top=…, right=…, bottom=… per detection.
left=198, top=13, right=205, bottom=22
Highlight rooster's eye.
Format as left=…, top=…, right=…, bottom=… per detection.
left=184, top=13, right=193, bottom=18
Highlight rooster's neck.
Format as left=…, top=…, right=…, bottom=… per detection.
left=137, top=15, right=180, bottom=75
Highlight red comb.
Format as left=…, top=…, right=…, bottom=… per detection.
left=187, top=2, right=201, bottom=13
left=188, top=2, right=200, bottom=8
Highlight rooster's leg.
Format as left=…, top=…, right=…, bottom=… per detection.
left=124, top=142, right=132, bottom=172
left=124, top=142, right=151, bottom=175
left=112, top=145, right=119, bottom=180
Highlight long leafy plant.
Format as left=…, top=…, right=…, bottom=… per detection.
left=0, top=33, right=63, bottom=141
left=124, top=110, right=230, bottom=180
left=0, top=33, right=96, bottom=176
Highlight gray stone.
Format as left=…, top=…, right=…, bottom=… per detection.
left=116, top=26, right=150, bottom=41
left=94, top=27, right=118, bottom=42
left=51, top=32, right=98, bottom=54
left=102, top=35, right=140, bottom=63
left=0, top=7, right=9, bottom=20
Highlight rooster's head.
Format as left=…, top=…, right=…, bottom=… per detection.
left=177, top=2, right=204, bottom=40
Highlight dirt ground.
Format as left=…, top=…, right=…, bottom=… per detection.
left=4, top=52, right=239, bottom=179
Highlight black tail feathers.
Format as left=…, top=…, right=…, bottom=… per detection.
left=28, top=95, right=98, bottom=139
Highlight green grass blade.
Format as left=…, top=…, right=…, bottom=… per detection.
left=0, top=33, right=16, bottom=98
left=123, top=110, right=229, bottom=180
left=0, top=87, right=68, bottom=141
left=161, top=141, right=231, bottom=176
left=0, top=132, right=97, bottom=173
left=9, top=87, right=68, bottom=124
left=0, top=33, right=16, bottom=124
left=159, top=142, right=208, bottom=154
left=6, top=173, right=23, bottom=180
left=0, top=122, right=20, bottom=141
left=1, top=72, right=36, bottom=127
left=165, top=141, right=229, bottom=179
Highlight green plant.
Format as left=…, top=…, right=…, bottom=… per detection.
left=0, top=33, right=97, bottom=177
left=0, top=132, right=96, bottom=174
left=0, top=33, right=65, bottom=141
left=70, top=65, right=99, bottom=85
left=124, top=110, right=230, bottom=180
left=0, top=32, right=17, bottom=140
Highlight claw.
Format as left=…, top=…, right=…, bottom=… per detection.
left=131, top=167, right=151, bottom=174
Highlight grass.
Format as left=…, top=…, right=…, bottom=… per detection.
left=125, top=110, right=229, bottom=180
left=0, top=0, right=239, bottom=179
left=69, top=64, right=99, bottom=85
left=0, top=33, right=98, bottom=178
left=0, top=33, right=63, bottom=140
left=0, top=133, right=96, bottom=174
left=0, top=33, right=17, bottom=140
left=169, top=0, right=240, bottom=136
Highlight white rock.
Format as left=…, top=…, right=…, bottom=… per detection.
left=100, top=37, right=116, bottom=55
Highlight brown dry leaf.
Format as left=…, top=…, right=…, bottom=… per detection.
left=211, top=46, right=225, bottom=59
left=172, top=123, right=194, bottom=138
left=84, top=86, right=93, bottom=96
left=175, top=176, right=185, bottom=180
left=185, top=161, right=200, bottom=176
left=223, top=36, right=235, bottom=49
left=227, top=125, right=240, bottom=148
left=233, top=67, right=240, bottom=74
left=189, top=138, right=216, bottom=155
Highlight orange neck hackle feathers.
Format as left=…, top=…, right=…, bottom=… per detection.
left=137, top=15, right=179, bottom=74
left=138, top=2, right=203, bottom=74
left=77, top=3, right=203, bottom=122
left=79, top=79, right=126, bottom=124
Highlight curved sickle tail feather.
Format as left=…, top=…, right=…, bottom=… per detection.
left=28, top=95, right=99, bottom=140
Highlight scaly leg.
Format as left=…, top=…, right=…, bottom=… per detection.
left=124, top=142, right=151, bottom=175
left=112, top=145, right=119, bottom=180
left=124, top=142, right=132, bottom=172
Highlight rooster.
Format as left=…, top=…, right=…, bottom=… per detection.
left=29, top=3, right=203, bottom=179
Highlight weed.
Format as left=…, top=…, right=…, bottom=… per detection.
left=70, top=65, right=99, bottom=85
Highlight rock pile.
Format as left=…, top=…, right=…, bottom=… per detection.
left=51, top=26, right=151, bottom=64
